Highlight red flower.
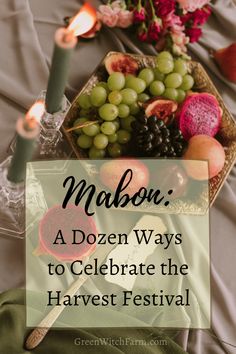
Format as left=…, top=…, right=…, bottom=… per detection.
left=147, top=18, right=162, bottom=42
left=192, top=6, right=211, bottom=26
left=137, top=25, right=148, bottom=42
left=186, top=27, right=202, bottom=42
left=133, top=7, right=146, bottom=23
left=181, top=5, right=211, bottom=26
left=180, top=13, right=192, bottom=25
left=154, top=0, right=175, bottom=17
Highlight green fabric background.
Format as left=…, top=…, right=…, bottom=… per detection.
left=0, top=289, right=187, bottom=354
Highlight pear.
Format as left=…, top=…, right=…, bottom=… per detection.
left=214, top=43, right=236, bottom=83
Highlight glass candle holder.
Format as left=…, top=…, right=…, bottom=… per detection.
left=0, top=156, right=47, bottom=239
left=37, top=90, right=71, bottom=157
left=8, top=91, right=71, bottom=159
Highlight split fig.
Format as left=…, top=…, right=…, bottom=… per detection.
left=145, top=98, right=178, bottom=124
left=105, top=53, right=139, bottom=76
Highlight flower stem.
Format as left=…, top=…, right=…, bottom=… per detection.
left=148, top=0, right=156, bottom=19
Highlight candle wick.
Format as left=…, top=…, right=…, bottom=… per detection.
left=63, top=30, right=75, bottom=44
left=23, top=117, right=38, bottom=132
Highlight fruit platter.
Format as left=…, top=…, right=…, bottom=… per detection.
left=62, top=51, right=236, bottom=210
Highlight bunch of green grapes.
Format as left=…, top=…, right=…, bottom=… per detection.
left=73, top=51, right=194, bottom=158
left=148, top=51, right=194, bottom=103
left=74, top=72, right=141, bottom=158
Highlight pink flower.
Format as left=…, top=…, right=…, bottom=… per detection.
left=98, top=5, right=120, bottom=27
left=162, top=9, right=189, bottom=53
left=147, top=18, right=162, bottom=42
left=165, top=12, right=189, bottom=54
left=98, top=2, right=133, bottom=29
left=176, top=0, right=210, bottom=12
left=154, top=0, right=175, bottom=17
left=117, top=9, right=133, bottom=28
left=133, top=7, right=146, bottom=23
left=185, top=27, right=202, bottom=42
left=162, top=10, right=182, bottom=31
left=171, top=30, right=189, bottom=54
left=111, top=0, right=124, bottom=10
left=172, top=31, right=188, bottom=46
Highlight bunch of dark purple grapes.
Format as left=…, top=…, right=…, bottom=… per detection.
left=131, top=115, right=186, bottom=158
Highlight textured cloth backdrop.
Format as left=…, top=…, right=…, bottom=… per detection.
left=0, top=0, right=235, bottom=353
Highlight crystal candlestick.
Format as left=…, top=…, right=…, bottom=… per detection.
left=8, top=91, right=71, bottom=158
left=0, top=157, right=47, bottom=239
left=37, top=90, right=71, bottom=157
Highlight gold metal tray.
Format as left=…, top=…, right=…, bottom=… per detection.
left=62, top=51, right=236, bottom=210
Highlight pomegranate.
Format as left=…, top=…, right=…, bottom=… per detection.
left=183, top=135, right=225, bottom=180
left=99, top=159, right=149, bottom=196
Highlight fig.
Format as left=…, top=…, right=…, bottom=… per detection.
left=99, top=159, right=149, bottom=196
left=35, top=205, right=97, bottom=262
left=105, top=53, right=139, bottom=76
left=145, top=98, right=178, bottom=124
left=183, top=135, right=225, bottom=180
left=178, top=93, right=222, bottom=140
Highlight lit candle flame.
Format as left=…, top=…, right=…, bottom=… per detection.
left=67, top=3, right=97, bottom=37
left=26, top=101, right=45, bottom=123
